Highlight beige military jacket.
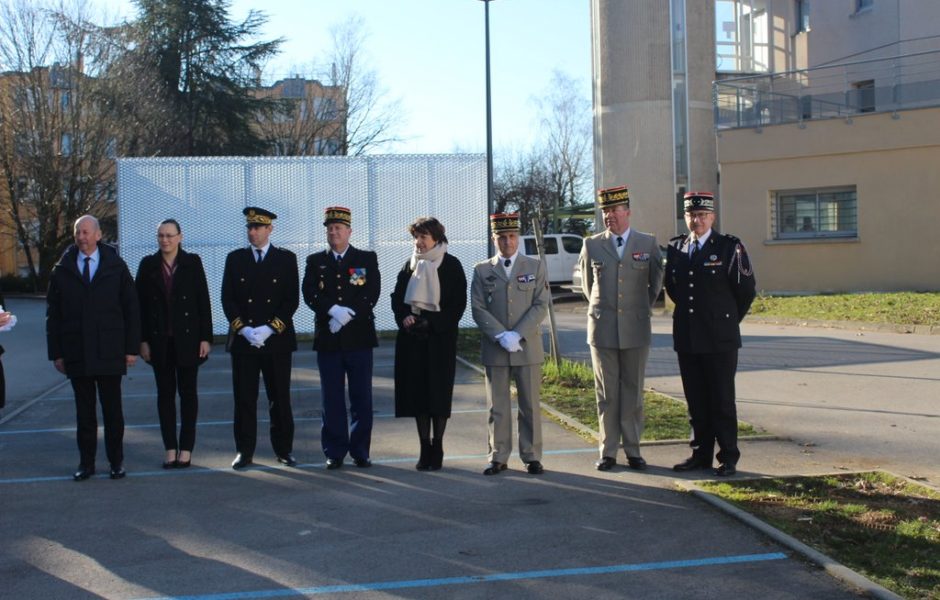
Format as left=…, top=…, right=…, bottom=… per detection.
left=580, top=230, right=664, bottom=349
left=470, top=253, right=548, bottom=367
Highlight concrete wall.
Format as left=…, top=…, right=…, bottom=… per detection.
left=717, top=106, right=940, bottom=292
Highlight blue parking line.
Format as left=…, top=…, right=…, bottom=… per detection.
left=0, top=447, right=597, bottom=485
left=136, top=553, right=787, bottom=599
left=0, top=409, right=489, bottom=436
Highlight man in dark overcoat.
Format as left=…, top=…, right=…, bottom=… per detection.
left=46, top=215, right=141, bottom=481
left=221, top=207, right=299, bottom=470
left=302, top=206, right=380, bottom=469
left=665, top=192, right=756, bottom=476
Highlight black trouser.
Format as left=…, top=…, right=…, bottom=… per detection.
left=153, top=342, right=200, bottom=452
left=0, top=357, right=5, bottom=409
left=71, top=375, right=124, bottom=468
left=677, top=350, right=741, bottom=466
left=231, top=352, right=294, bottom=458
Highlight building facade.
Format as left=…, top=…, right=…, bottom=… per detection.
left=593, top=0, right=940, bottom=292
left=250, top=76, right=346, bottom=157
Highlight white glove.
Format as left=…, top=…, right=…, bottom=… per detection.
left=496, top=331, right=523, bottom=353
left=239, top=326, right=263, bottom=348
left=253, top=325, right=274, bottom=344
left=329, top=318, right=343, bottom=334
left=328, top=305, right=356, bottom=326
left=0, top=313, right=16, bottom=332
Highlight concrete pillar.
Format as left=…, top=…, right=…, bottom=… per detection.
left=591, top=0, right=717, bottom=242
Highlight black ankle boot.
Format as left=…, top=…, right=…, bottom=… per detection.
left=430, top=438, right=444, bottom=471
left=416, top=440, right=432, bottom=471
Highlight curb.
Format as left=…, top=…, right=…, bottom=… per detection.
left=676, top=479, right=904, bottom=600
left=745, top=316, right=940, bottom=336
left=454, top=355, right=781, bottom=447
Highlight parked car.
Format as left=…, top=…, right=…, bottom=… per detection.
left=520, top=234, right=583, bottom=284
left=571, top=260, right=586, bottom=300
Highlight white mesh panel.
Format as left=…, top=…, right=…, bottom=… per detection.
left=117, top=155, right=487, bottom=335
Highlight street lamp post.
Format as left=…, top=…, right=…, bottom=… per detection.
left=480, top=0, right=494, bottom=255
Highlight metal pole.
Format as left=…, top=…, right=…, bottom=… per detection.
left=482, top=0, right=495, bottom=257
left=532, top=215, right=560, bottom=367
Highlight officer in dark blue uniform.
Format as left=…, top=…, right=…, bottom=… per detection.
left=666, top=192, right=756, bottom=476
left=302, top=206, right=380, bottom=469
left=221, top=207, right=299, bottom=470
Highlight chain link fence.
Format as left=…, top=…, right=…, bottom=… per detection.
left=117, top=155, right=487, bottom=334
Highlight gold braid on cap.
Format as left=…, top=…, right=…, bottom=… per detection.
left=245, top=210, right=273, bottom=226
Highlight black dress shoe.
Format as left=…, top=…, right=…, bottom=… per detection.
left=162, top=460, right=177, bottom=469
left=525, top=460, right=544, bottom=475
left=325, top=458, right=343, bottom=470
left=73, top=466, right=95, bottom=481
left=626, top=456, right=647, bottom=470
left=109, top=465, right=126, bottom=480
left=594, top=457, right=616, bottom=471
left=231, top=453, right=253, bottom=470
left=483, top=461, right=507, bottom=475
left=276, top=453, right=298, bottom=467
left=714, top=463, right=737, bottom=476
left=673, top=456, right=713, bottom=472
left=352, top=457, right=372, bottom=468
left=176, top=459, right=191, bottom=469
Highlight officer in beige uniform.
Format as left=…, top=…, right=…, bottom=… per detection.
left=580, top=186, right=664, bottom=471
left=471, top=213, right=548, bottom=475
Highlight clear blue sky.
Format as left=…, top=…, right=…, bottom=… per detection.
left=102, top=0, right=593, bottom=154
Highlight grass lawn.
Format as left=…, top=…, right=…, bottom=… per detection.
left=699, top=472, right=940, bottom=599
left=457, top=329, right=759, bottom=441
left=750, top=292, right=940, bottom=327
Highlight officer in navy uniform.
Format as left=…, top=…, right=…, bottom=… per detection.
left=302, top=206, right=380, bottom=469
left=666, top=192, right=756, bottom=476
left=221, top=207, right=299, bottom=470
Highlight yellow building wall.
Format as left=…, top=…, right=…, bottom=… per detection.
left=717, top=107, right=940, bottom=293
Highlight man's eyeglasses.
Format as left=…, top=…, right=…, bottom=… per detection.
left=157, top=233, right=180, bottom=239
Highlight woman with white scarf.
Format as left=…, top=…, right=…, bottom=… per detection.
left=391, top=217, right=467, bottom=470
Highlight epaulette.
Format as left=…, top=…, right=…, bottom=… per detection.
left=669, top=233, right=688, bottom=243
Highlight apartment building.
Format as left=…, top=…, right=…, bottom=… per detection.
left=250, top=76, right=347, bottom=157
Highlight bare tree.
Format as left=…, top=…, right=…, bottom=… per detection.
left=535, top=69, right=593, bottom=231
left=493, top=148, right=553, bottom=235
left=492, top=71, right=593, bottom=235
left=0, top=0, right=165, bottom=288
left=252, top=75, right=347, bottom=157
left=319, top=16, right=403, bottom=156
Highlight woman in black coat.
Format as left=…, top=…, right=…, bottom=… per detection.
left=391, top=217, right=467, bottom=470
left=136, top=219, right=213, bottom=468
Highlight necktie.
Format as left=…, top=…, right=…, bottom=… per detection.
left=690, top=240, right=700, bottom=259
left=616, top=236, right=623, bottom=247
left=256, top=249, right=263, bottom=263
left=504, top=259, right=511, bottom=268
left=82, top=257, right=91, bottom=284
left=335, top=253, right=342, bottom=265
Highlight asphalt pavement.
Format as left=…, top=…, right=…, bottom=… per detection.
left=1, top=295, right=929, bottom=599
left=551, top=298, right=940, bottom=487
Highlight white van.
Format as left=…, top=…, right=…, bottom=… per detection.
left=520, top=234, right=584, bottom=284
